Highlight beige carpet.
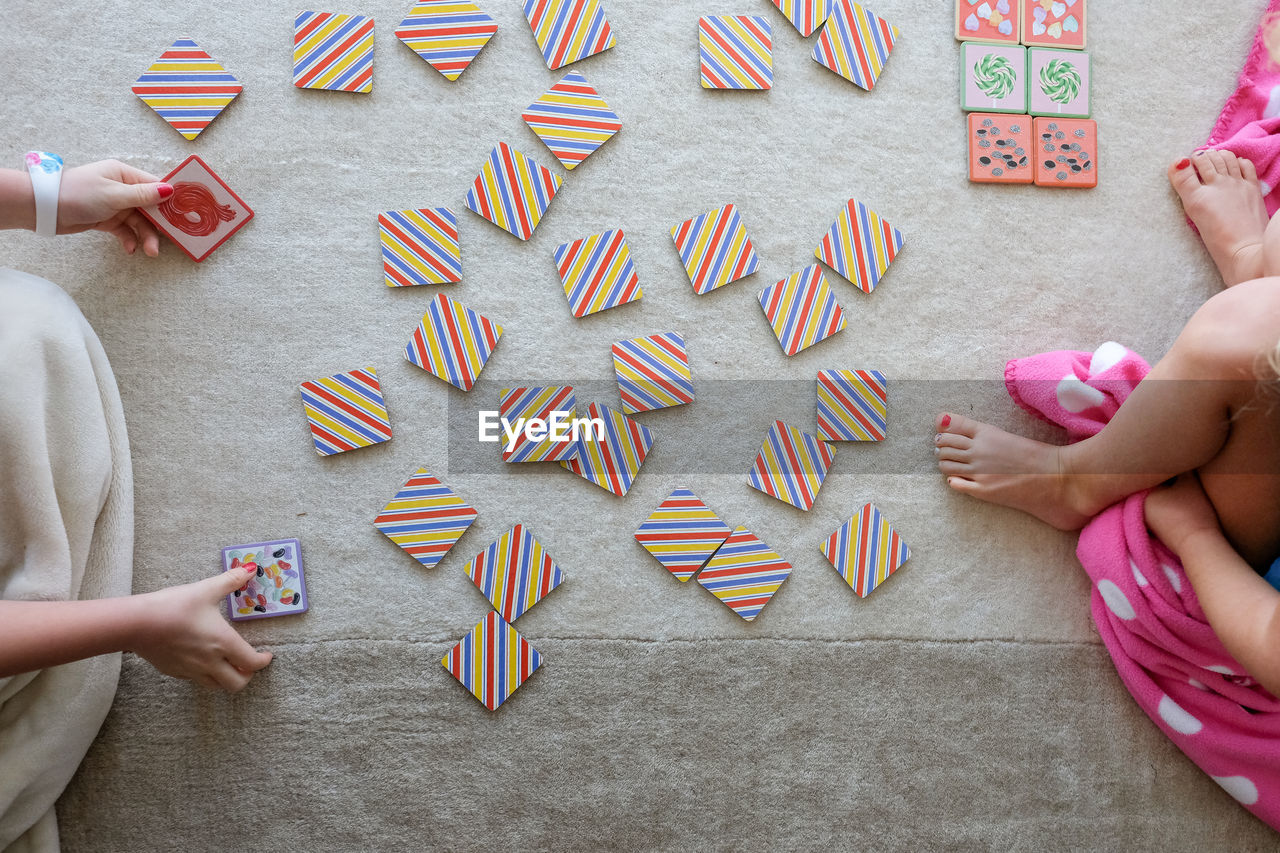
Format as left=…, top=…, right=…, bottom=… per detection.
left=2, top=0, right=1278, bottom=848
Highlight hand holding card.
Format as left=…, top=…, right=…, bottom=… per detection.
left=140, top=155, right=253, bottom=261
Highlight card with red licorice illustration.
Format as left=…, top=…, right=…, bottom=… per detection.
left=223, top=538, right=308, bottom=621
left=139, top=155, right=254, bottom=262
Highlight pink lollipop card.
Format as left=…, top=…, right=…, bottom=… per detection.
left=223, top=538, right=308, bottom=621
left=140, top=155, right=253, bottom=262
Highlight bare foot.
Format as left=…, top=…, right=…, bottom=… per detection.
left=1169, top=150, right=1268, bottom=287
left=934, top=413, right=1096, bottom=531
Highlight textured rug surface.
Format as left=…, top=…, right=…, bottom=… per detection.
left=0, top=0, right=1276, bottom=847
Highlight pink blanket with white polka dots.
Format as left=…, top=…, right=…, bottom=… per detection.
left=1005, top=343, right=1280, bottom=832
left=1204, top=0, right=1280, bottom=215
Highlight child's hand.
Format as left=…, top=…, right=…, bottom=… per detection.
left=130, top=568, right=274, bottom=692
left=56, top=159, right=171, bottom=257
left=1144, top=474, right=1223, bottom=556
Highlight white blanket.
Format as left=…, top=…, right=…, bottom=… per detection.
left=0, top=269, right=133, bottom=852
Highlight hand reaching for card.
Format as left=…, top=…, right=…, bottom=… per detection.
left=130, top=568, right=274, bottom=692
left=56, top=159, right=173, bottom=257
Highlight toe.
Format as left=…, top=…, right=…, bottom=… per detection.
left=938, top=413, right=979, bottom=439
left=1168, top=157, right=1199, bottom=196
left=1193, top=151, right=1219, bottom=183
left=1241, top=157, right=1260, bottom=185
left=946, top=476, right=980, bottom=496
left=935, top=431, right=972, bottom=450
left=1220, top=150, right=1244, bottom=178
left=1206, top=149, right=1231, bottom=179
left=936, top=445, right=970, bottom=463
left=939, top=459, right=971, bottom=477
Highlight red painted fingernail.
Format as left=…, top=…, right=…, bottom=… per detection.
left=1175, top=158, right=1191, bottom=170
left=158, top=183, right=174, bottom=199
left=941, top=415, right=952, bottom=428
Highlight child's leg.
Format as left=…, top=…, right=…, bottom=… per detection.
left=935, top=274, right=1280, bottom=536
left=1168, top=150, right=1269, bottom=287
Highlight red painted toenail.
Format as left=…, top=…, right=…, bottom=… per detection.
left=940, top=415, right=951, bottom=428
left=1175, top=158, right=1191, bottom=170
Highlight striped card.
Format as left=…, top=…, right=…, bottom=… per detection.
left=699, top=15, right=773, bottom=89
left=611, top=331, right=693, bottom=414
left=698, top=526, right=793, bottom=621
left=442, top=611, right=542, bottom=710
left=814, top=198, right=904, bottom=293
left=553, top=229, right=641, bottom=317
left=817, top=369, right=887, bottom=441
left=405, top=293, right=503, bottom=391
left=132, top=38, right=241, bottom=140
left=559, top=402, right=654, bottom=497
left=299, top=367, right=392, bottom=456
left=464, top=142, right=563, bottom=241
left=670, top=203, right=759, bottom=295
left=821, top=502, right=910, bottom=597
left=374, top=469, right=477, bottom=568
left=498, top=386, right=579, bottom=462
left=758, top=265, right=847, bottom=356
left=394, top=1, right=497, bottom=81
left=379, top=207, right=461, bottom=286
left=293, top=11, right=375, bottom=93
left=769, top=0, right=832, bottom=36
left=747, top=420, right=835, bottom=511
left=812, top=0, right=899, bottom=90
left=523, top=0, right=616, bottom=70
left=522, top=70, right=622, bottom=170
left=464, top=523, right=566, bottom=621
left=634, top=488, right=732, bottom=582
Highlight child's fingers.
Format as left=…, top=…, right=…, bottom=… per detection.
left=111, top=161, right=162, bottom=186
left=195, top=674, right=221, bottom=691
left=107, top=179, right=173, bottom=212
left=209, top=661, right=251, bottom=693
left=211, top=565, right=256, bottom=598
left=123, top=211, right=161, bottom=257
left=106, top=222, right=138, bottom=255
left=223, top=634, right=273, bottom=674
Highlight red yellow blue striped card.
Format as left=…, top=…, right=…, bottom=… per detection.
left=553, top=229, right=641, bottom=317
left=523, top=0, right=615, bottom=70
left=747, top=420, right=835, bottom=511
left=821, top=502, right=910, bottom=597
left=769, top=0, right=832, bottom=36
left=293, top=11, right=375, bottom=93
left=814, top=198, right=904, bottom=293
left=817, top=369, right=887, bottom=441
left=559, top=402, right=654, bottom=497
left=464, top=142, right=563, bottom=241
left=611, top=331, right=694, bottom=414
left=812, top=1, right=898, bottom=90
left=379, top=207, right=461, bottom=286
left=670, top=203, right=759, bottom=295
left=758, top=265, right=847, bottom=356
left=442, top=611, right=543, bottom=710
left=132, top=38, right=241, bottom=140
left=699, top=16, right=773, bottom=90
left=698, top=526, right=793, bottom=621
left=299, top=367, right=392, bottom=456
left=634, top=488, right=732, bottom=582
left=464, top=523, right=566, bottom=621
left=498, top=386, right=579, bottom=462
left=405, top=293, right=503, bottom=392
left=523, top=71, right=621, bottom=171
left=374, top=469, right=477, bottom=568
left=394, top=1, right=497, bottom=81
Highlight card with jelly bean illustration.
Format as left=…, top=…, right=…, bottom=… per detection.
left=955, top=0, right=1019, bottom=45
left=139, top=155, right=254, bottom=262
left=223, top=538, right=308, bottom=621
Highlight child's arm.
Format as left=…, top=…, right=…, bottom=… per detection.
left=0, top=567, right=273, bottom=692
left=1145, top=476, right=1280, bottom=696
left=0, top=158, right=170, bottom=255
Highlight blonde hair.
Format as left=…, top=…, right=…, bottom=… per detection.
left=1265, top=12, right=1280, bottom=68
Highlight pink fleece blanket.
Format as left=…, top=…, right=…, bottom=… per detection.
left=1204, top=1, right=1280, bottom=213
left=1005, top=343, right=1280, bottom=831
